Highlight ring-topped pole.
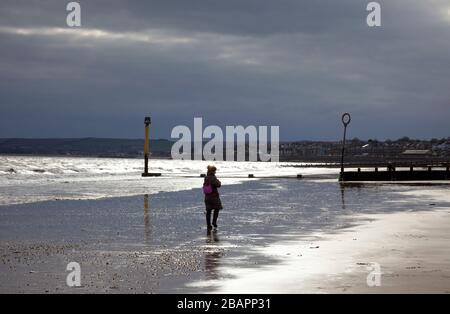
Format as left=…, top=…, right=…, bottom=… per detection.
left=342, top=113, right=351, bottom=127
left=339, top=113, right=351, bottom=180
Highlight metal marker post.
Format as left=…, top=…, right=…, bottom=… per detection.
left=143, top=116, right=151, bottom=176
left=339, top=113, right=351, bottom=181
left=142, top=117, right=162, bottom=177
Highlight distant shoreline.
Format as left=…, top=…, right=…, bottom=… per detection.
left=0, top=153, right=171, bottom=160
left=1, top=137, right=449, bottom=163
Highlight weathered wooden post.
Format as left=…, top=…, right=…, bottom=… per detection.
left=142, top=116, right=161, bottom=177
left=339, top=113, right=351, bottom=181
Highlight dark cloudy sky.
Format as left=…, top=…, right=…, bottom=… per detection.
left=0, top=0, right=449, bottom=140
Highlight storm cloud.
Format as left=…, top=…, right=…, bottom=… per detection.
left=0, top=0, right=449, bottom=140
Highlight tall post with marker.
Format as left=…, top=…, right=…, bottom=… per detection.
left=339, top=113, right=351, bottom=181
left=142, top=116, right=161, bottom=177
left=143, top=116, right=151, bottom=176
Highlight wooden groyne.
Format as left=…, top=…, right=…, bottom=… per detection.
left=340, top=165, right=450, bottom=181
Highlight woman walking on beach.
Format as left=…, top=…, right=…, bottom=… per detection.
left=203, top=165, right=223, bottom=231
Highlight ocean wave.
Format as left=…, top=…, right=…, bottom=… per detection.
left=0, top=156, right=339, bottom=206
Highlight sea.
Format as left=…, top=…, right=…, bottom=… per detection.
left=0, top=155, right=338, bottom=206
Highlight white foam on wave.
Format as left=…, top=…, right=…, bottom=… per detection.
left=0, top=156, right=339, bottom=206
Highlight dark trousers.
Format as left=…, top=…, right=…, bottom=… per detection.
left=206, top=209, right=219, bottom=228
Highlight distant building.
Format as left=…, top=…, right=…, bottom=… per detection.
left=402, top=149, right=431, bottom=155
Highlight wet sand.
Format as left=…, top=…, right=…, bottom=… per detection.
left=1, top=180, right=450, bottom=293
left=207, top=209, right=450, bottom=293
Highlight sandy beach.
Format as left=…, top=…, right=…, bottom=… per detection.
left=2, top=0, right=450, bottom=299
left=206, top=208, right=450, bottom=293
left=1, top=176, right=450, bottom=294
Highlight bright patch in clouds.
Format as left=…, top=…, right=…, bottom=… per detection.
left=0, top=26, right=195, bottom=46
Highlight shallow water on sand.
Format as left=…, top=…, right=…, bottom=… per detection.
left=1, top=178, right=449, bottom=293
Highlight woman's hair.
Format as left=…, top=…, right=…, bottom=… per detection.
left=207, top=165, right=217, bottom=175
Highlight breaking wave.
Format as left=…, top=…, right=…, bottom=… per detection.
left=0, top=156, right=338, bottom=206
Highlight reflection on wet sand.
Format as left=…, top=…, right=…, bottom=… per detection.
left=204, top=230, right=222, bottom=280
left=339, top=182, right=364, bottom=211
left=340, top=184, right=346, bottom=210
left=206, top=230, right=220, bottom=243
left=144, top=194, right=151, bottom=243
